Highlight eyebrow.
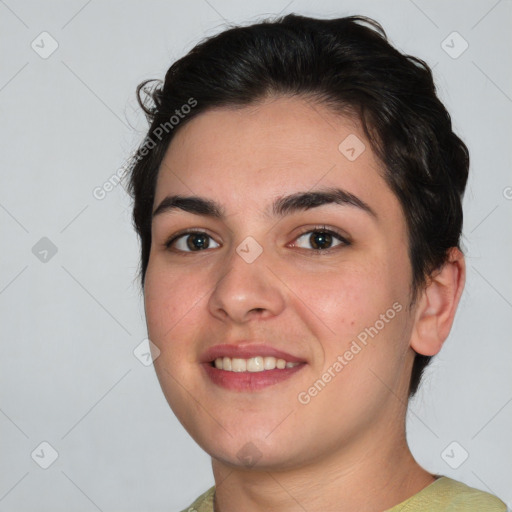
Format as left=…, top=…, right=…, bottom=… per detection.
left=152, top=187, right=377, bottom=221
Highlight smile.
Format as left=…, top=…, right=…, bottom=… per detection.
left=212, top=356, right=300, bottom=372
left=201, top=343, right=307, bottom=391
left=204, top=360, right=306, bottom=392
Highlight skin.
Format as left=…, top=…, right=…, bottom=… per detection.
left=144, top=95, right=466, bottom=511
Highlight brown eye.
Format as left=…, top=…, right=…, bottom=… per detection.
left=166, top=232, right=220, bottom=252
left=293, top=229, right=349, bottom=251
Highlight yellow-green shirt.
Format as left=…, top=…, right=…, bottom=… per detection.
left=179, top=476, right=507, bottom=511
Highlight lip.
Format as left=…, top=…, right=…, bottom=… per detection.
left=202, top=361, right=306, bottom=392
left=200, top=342, right=307, bottom=392
left=200, top=343, right=306, bottom=364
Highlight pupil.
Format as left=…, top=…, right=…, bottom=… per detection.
left=187, top=233, right=208, bottom=250
left=311, top=232, right=332, bottom=250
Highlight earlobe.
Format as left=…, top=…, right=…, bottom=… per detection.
left=410, top=248, right=466, bottom=357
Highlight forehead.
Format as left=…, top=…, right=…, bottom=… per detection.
left=154, top=96, right=395, bottom=220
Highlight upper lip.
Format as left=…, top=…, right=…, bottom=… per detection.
left=201, top=343, right=306, bottom=364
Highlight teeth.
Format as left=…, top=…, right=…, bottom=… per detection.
left=247, top=356, right=264, bottom=372
left=264, top=356, right=276, bottom=370
left=213, top=356, right=300, bottom=372
left=231, top=358, right=246, bottom=372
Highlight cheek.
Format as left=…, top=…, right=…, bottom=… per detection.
left=143, top=259, right=206, bottom=351
left=292, top=259, right=394, bottom=336
left=291, top=254, right=410, bottom=385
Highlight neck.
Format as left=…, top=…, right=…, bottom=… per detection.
left=211, top=425, right=435, bottom=512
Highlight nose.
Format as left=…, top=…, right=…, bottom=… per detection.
left=207, top=245, right=286, bottom=324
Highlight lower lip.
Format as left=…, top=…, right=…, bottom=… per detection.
left=202, top=362, right=306, bottom=391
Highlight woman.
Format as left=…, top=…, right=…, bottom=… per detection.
left=126, top=13, right=507, bottom=512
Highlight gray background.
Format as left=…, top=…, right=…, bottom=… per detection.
left=1, top=0, right=511, bottom=510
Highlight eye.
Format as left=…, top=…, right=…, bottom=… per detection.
left=165, top=230, right=220, bottom=252
left=164, top=226, right=350, bottom=254
left=292, top=226, right=350, bottom=252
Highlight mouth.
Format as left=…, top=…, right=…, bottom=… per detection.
left=201, top=344, right=307, bottom=392
left=209, top=356, right=300, bottom=372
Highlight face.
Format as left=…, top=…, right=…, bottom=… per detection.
left=144, top=96, right=417, bottom=470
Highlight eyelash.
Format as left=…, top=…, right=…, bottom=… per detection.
left=164, top=225, right=351, bottom=254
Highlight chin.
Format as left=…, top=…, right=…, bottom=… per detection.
left=198, top=428, right=312, bottom=471
left=210, top=446, right=298, bottom=471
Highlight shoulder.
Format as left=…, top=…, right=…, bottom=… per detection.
left=178, top=486, right=215, bottom=512
left=180, top=479, right=509, bottom=511
left=387, top=476, right=508, bottom=512
left=440, top=477, right=508, bottom=511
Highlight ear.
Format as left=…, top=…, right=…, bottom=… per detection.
left=410, top=247, right=466, bottom=356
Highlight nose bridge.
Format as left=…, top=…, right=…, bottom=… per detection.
left=207, top=237, right=285, bottom=323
